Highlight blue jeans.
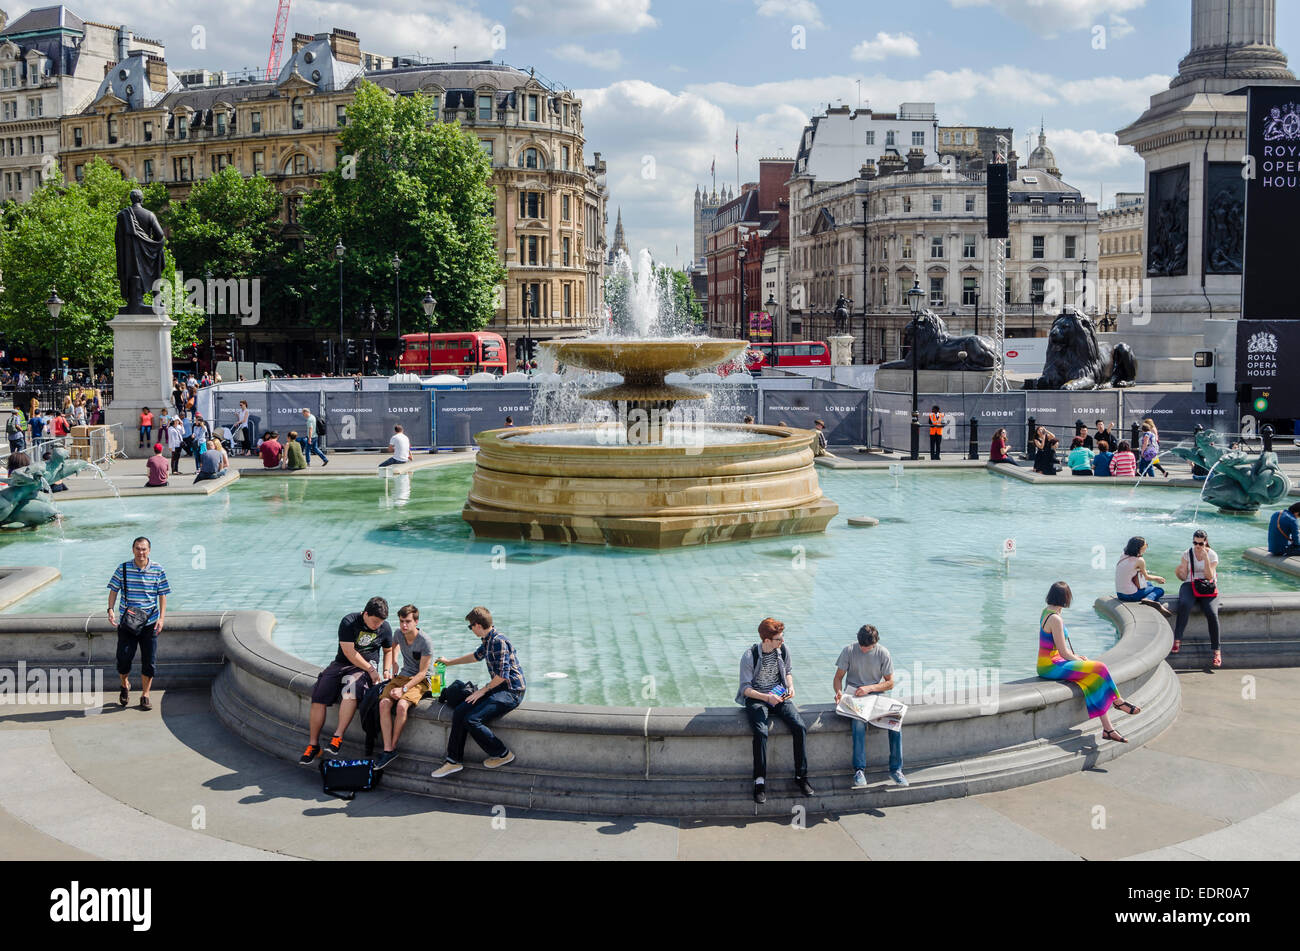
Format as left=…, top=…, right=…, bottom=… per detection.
left=851, top=719, right=902, bottom=773
left=446, top=688, right=523, bottom=761
left=300, top=436, right=328, bottom=464
left=1117, top=584, right=1165, bottom=604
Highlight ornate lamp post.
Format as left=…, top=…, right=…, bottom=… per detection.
left=421, top=291, right=436, bottom=376
left=334, top=240, right=346, bottom=375
left=765, top=293, right=778, bottom=362
left=973, top=279, right=981, bottom=338
left=736, top=245, right=748, bottom=341
left=907, top=278, right=924, bottom=461
left=524, top=286, right=533, bottom=371
left=392, top=252, right=402, bottom=348
left=46, top=287, right=63, bottom=380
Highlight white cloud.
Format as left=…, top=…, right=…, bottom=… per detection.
left=1040, top=128, right=1144, bottom=196
left=948, top=0, right=1147, bottom=36
left=511, top=0, right=656, bottom=35
left=755, top=0, right=825, bottom=30
left=851, top=32, right=921, bottom=62
left=550, top=43, right=623, bottom=71
left=1059, top=74, right=1169, bottom=114
left=1108, top=14, right=1136, bottom=40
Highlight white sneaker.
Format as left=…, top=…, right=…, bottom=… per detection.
left=430, top=761, right=463, bottom=779
left=483, top=751, right=515, bottom=769
left=852, top=769, right=868, bottom=789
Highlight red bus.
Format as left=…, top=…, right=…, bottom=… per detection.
left=721, top=341, right=831, bottom=375
left=398, top=332, right=507, bottom=376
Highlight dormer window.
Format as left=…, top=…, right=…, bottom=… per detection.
left=107, top=117, right=118, bottom=144
left=527, top=95, right=538, bottom=122
left=477, top=94, right=492, bottom=120
left=143, top=120, right=153, bottom=142
left=292, top=97, right=304, bottom=130
left=216, top=112, right=227, bottom=135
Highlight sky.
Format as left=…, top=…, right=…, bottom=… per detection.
left=47, top=0, right=1300, bottom=267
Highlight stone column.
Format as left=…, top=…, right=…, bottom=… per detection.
left=105, top=310, right=175, bottom=458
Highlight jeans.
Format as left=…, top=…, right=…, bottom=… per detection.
left=1118, top=584, right=1165, bottom=604
left=139, top=426, right=151, bottom=447
left=170, top=448, right=182, bottom=473
left=445, top=688, right=523, bottom=762
left=929, top=434, right=942, bottom=460
left=1174, top=582, right=1220, bottom=650
left=300, top=436, right=328, bottom=464
left=116, top=622, right=158, bottom=678
left=851, top=719, right=903, bottom=773
left=744, top=699, right=807, bottom=780
left=378, top=457, right=405, bottom=467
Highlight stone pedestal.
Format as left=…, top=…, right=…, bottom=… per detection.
left=827, top=335, right=855, bottom=367
left=874, top=367, right=1001, bottom=394
left=106, top=310, right=175, bottom=458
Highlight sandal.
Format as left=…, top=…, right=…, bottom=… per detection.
left=1170, top=640, right=1180, bottom=654
left=1102, top=728, right=1128, bottom=743
left=119, top=686, right=129, bottom=707
left=1212, top=651, right=1222, bottom=669
left=1114, top=699, right=1141, bottom=716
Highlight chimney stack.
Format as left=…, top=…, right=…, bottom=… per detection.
left=907, top=147, right=926, bottom=173
left=329, top=28, right=361, bottom=65
left=144, top=55, right=168, bottom=93
left=117, top=26, right=131, bottom=63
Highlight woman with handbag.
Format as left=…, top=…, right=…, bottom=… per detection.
left=1138, top=419, right=1170, bottom=479
left=1172, top=529, right=1221, bottom=666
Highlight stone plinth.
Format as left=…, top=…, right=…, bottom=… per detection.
left=106, top=310, right=175, bottom=458
left=874, top=367, right=1002, bottom=394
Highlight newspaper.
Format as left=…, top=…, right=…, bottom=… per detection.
left=835, top=693, right=907, bottom=732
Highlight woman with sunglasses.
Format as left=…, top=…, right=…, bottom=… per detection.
left=1173, top=530, right=1221, bottom=666
left=1038, top=581, right=1140, bottom=742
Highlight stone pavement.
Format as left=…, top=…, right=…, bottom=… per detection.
left=1, top=669, right=1297, bottom=860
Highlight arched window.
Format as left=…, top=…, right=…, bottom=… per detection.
left=284, top=153, right=308, bottom=175
left=519, top=147, right=541, bottom=169
left=291, top=97, right=304, bottom=130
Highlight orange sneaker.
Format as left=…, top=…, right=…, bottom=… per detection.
left=326, top=736, right=343, bottom=756
left=298, top=744, right=320, bottom=765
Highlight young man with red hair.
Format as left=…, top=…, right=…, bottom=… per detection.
left=736, top=617, right=814, bottom=804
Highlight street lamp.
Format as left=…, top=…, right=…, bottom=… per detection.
left=1081, top=253, right=1089, bottom=312
left=334, top=240, right=345, bottom=375
left=46, top=287, right=63, bottom=381
left=765, top=293, right=778, bottom=363
left=204, top=268, right=214, bottom=363
left=421, top=291, right=436, bottom=376
left=392, top=252, right=402, bottom=351
left=906, top=278, right=924, bottom=461
left=736, top=245, right=748, bottom=341
left=524, top=286, right=533, bottom=371
left=973, top=279, right=981, bottom=338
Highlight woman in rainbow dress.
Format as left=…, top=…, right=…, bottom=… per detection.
left=1038, top=582, right=1141, bottom=743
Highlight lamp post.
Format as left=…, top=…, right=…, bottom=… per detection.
left=421, top=291, right=436, bottom=376
left=973, top=279, right=981, bottom=338
left=1081, top=253, right=1089, bottom=312
left=862, top=197, right=869, bottom=363
left=737, top=245, right=748, bottom=341
left=765, top=293, right=777, bottom=364
left=46, top=287, right=63, bottom=381
left=203, top=269, right=214, bottom=366
left=907, top=278, right=924, bottom=461
left=334, top=240, right=345, bottom=376
left=392, top=252, right=402, bottom=355
left=524, top=286, right=533, bottom=372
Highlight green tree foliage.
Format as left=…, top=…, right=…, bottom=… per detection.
left=0, top=159, right=202, bottom=372
left=164, top=166, right=283, bottom=284
left=298, top=81, right=504, bottom=334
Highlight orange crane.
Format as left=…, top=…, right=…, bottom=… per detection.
left=265, top=0, right=291, bottom=81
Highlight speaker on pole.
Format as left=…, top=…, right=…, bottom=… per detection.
left=987, top=164, right=1009, bottom=239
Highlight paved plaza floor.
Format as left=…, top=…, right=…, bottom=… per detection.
left=1, top=668, right=1297, bottom=861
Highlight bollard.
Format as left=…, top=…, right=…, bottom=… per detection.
left=1131, top=421, right=1141, bottom=449
left=969, top=417, right=980, bottom=460
left=1262, top=424, right=1275, bottom=454
left=1025, top=417, right=1036, bottom=460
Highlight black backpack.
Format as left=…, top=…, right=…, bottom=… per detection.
left=319, top=758, right=379, bottom=801
left=750, top=644, right=790, bottom=669
left=316, top=415, right=327, bottom=438
left=438, top=679, right=477, bottom=708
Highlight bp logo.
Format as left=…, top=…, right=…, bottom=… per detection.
left=1247, top=331, right=1278, bottom=355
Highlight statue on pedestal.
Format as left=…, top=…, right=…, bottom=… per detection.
left=115, top=189, right=165, bottom=315
left=880, top=310, right=997, bottom=372
left=1033, top=308, right=1138, bottom=390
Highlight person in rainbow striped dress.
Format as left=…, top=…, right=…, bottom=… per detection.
left=1038, top=582, right=1141, bottom=743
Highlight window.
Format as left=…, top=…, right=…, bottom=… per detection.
left=336, top=104, right=346, bottom=127
left=562, top=102, right=569, bottom=124
left=178, top=117, right=187, bottom=140
left=143, top=120, right=153, bottom=142
left=216, top=112, right=226, bottom=135
left=562, top=236, right=570, bottom=266
left=430, top=95, right=439, bottom=121
left=1004, top=277, right=1012, bottom=304
left=211, top=153, right=231, bottom=172
left=518, top=191, right=544, bottom=218
left=929, top=277, right=944, bottom=306
left=865, top=130, right=875, bottom=145
left=253, top=150, right=265, bottom=174
left=1031, top=277, right=1046, bottom=302
left=942, top=131, right=951, bottom=145
left=931, top=195, right=942, bottom=212
left=561, top=144, right=569, bottom=170
left=478, top=94, right=492, bottom=120
left=930, top=236, right=944, bottom=259
left=886, top=131, right=896, bottom=147
left=171, top=156, right=192, bottom=181
left=901, top=236, right=913, bottom=259
left=527, top=95, right=538, bottom=122
left=912, top=130, right=925, bottom=146
left=73, top=126, right=82, bottom=147
left=902, top=195, right=912, bottom=213
left=107, top=117, right=117, bottom=144
left=1032, top=235, right=1045, bottom=259
left=291, top=97, right=303, bottom=130
left=251, top=111, right=262, bottom=133
left=521, top=147, right=540, bottom=169
left=74, top=164, right=84, bottom=182
left=480, top=138, right=493, bottom=158
left=963, top=234, right=976, bottom=259
left=291, top=153, right=307, bottom=174
left=28, top=97, right=41, bottom=117
left=563, top=282, right=572, bottom=318
left=3, top=173, right=9, bottom=192
left=517, top=236, right=541, bottom=265
left=143, top=159, right=153, bottom=183
left=561, top=193, right=570, bottom=221
left=962, top=277, right=978, bottom=305
left=1064, top=235, right=1077, bottom=259
left=965, top=194, right=976, bottom=212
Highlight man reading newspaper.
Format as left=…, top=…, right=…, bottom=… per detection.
left=833, top=624, right=908, bottom=789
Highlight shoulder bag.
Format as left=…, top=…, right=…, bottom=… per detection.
left=1188, top=548, right=1218, bottom=598
left=118, top=562, right=150, bottom=635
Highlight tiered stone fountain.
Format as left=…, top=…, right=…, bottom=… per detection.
left=461, top=337, right=838, bottom=549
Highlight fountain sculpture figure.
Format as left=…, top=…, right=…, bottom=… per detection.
left=0, top=447, right=89, bottom=529
left=1167, top=430, right=1291, bottom=512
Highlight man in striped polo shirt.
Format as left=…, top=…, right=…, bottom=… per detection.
left=107, top=537, right=170, bottom=711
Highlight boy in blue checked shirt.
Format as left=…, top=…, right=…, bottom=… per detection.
left=106, top=537, right=170, bottom=711
left=431, top=606, right=526, bottom=777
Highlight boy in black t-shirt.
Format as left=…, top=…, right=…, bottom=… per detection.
left=300, top=597, right=393, bottom=763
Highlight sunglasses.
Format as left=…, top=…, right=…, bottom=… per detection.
left=1193, top=541, right=1207, bottom=547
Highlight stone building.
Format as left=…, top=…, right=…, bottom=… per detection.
left=793, top=102, right=938, bottom=183
left=938, top=125, right=1013, bottom=173
left=1097, top=192, right=1144, bottom=326
left=692, top=183, right=728, bottom=266
left=0, top=6, right=162, bottom=203
left=1116, top=0, right=1295, bottom=383
left=57, top=30, right=608, bottom=362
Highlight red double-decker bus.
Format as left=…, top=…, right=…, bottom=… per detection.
left=398, top=332, right=508, bottom=376
left=720, top=341, right=831, bottom=375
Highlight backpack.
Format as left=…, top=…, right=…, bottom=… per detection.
left=438, top=679, right=477, bottom=708
left=319, top=758, right=380, bottom=800
left=5, top=413, right=19, bottom=435
left=750, top=644, right=790, bottom=669
left=316, top=415, right=327, bottom=438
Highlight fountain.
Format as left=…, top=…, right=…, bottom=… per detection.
left=1167, top=430, right=1291, bottom=513
left=461, top=252, right=839, bottom=548
left=0, top=447, right=90, bottom=529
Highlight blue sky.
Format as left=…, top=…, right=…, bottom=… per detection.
left=71, top=0, right=1300, bottom=263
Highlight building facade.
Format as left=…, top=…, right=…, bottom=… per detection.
left=0, top=6, right=163, bottom=203
left=792, top=103, right=938, bottom=184
left=56, top=29, right=608, bottom=362
left=1097, top=192, right=1144, bottom=326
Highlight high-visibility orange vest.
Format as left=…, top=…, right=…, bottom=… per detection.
left=928, top=412, right=944, bottom=436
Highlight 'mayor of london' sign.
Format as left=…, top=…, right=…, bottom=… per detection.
left=1244, top=86, right=1300, bottom=319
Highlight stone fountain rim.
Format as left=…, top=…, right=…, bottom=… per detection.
left=476, top=422, right=813, bottom=455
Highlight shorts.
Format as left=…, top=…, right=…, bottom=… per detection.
left=310, top=660, right=374, bottom=706
left=381, top=675, right=430, bottom=706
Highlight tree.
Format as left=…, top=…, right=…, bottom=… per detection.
left=0, top=159, right=203, bottom=375
left=164, top=166, right=284, bottom=284
left=297, top=81, right=504, bottom=334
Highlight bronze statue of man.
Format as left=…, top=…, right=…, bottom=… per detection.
left=114, top=189, right=165, bottom=314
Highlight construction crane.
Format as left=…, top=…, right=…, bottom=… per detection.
left=265, top=0, right=291, bottom=81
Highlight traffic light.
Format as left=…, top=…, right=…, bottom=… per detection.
left=346, top=339, right=357, bottom=358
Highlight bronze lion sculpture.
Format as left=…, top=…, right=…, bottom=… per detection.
left=1033, top=308, right=1138, bottom=390
left=880, top=310, right=997, bottom=372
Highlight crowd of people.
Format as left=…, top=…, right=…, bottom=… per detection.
left=6, top=392, right=106, bottom=458
left=990, top=418, right=1173, bottom=479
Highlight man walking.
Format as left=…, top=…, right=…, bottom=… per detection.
left=300, top=408, right=328, bottom=466
left=737, top=617, right=814, bottom=803
left=166, top=416, right=184, bottom=473
left=431, top=606, right=526, bottom=777
left=833, top=624, right=907, bottom=788
left=107, top=537, right=170, bottom=711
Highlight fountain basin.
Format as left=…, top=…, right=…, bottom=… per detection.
left=462, top=424, right=839, bottom=549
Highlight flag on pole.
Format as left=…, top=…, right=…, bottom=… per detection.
left=710, top=157, right=715, bottom=177
left=735, top=127, right=739, bottom=153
